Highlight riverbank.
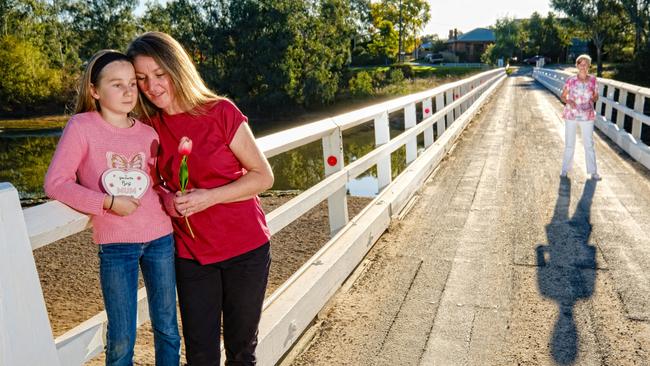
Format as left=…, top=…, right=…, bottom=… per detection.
left=34, top=193, right=371, bottom=365
left=0, top=69, right=483, bottom=136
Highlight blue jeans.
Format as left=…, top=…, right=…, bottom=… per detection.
left=99, top=234, right=181, bottom=366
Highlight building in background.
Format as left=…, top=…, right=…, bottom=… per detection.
left=446, top=28, right=495, bottom=62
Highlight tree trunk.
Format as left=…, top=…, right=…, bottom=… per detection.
left=635, top=24, right=642, bottom=57
left=593, top=32, right=604, bottom=77
left=596, top=45, right=603, bottom=77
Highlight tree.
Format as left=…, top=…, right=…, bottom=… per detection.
left=66, top=0, right=138, bottom=60
left=552, top=0, right=625, bottom=76
left=489, top=17, right=522, bottom=62
left=368, top=19, right=399, bottom=63
left=619, top=0, right=649, bottom=56
left=0, top=35, right=63, bottom=113
left=369, top=0, right=430, bottom=60
left=540, top=12, right=569, bottom=63
left=523, top=12, right=544, bottom=56
left=294, top=0, right=353, bottom=106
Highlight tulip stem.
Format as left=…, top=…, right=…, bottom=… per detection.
left=184, top=216, right=195, bottom=238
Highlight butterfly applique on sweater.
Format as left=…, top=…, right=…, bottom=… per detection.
left=100, top=152, right=150, bottom=199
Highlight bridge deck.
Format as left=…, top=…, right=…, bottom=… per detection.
left=286, top=70, right=650, bottom=365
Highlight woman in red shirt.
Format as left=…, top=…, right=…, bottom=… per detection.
left=127, top=32, right=274, bottom=365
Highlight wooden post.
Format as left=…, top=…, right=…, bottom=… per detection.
left=446, top=89, right=455, bottom=128
left=597, top=83, right=605, bottom=118
left=616, top=88, right=628, bottom=129
left=453, top=86, right=461, bottom=121
left=632, top=90, right=644, bottom=140
left=0, top=183, right=61, bottom=366
left=374, top=112, right=392, bottom=190
left=404, top=103, right=417, bottom=163
left=605, top=86, right=615, bottom=124
left=422, top=98, right=434, bottom=148
left=322, top=128, right=348, bottom=236
left=436, top=93, right=446, bottom=138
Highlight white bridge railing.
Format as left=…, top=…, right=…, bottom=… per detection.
left=0, top=67, right=506, bottom=366
left=533, top=67, right=650, bottom=170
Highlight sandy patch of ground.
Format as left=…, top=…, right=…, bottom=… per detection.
left=34, top=194, right=371, bottom=365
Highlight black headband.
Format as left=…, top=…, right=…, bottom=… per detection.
left=90, top=52, right=129, bottom=84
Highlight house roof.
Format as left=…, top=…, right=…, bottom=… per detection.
left=448, top=28, right=495, bottom=43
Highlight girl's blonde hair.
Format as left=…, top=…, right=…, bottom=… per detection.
left=75, top=49, right=130, bottom=114
left=126, top=31, right=222, bottom=119
left=575, top=54, right=592, bottom=66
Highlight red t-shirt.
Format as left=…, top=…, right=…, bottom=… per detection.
left=151, top=100, right=270, bottom=264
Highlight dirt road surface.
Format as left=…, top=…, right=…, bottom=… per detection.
left=287, top=70, right=650, bottom=366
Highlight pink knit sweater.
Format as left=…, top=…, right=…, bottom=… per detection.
left=44, top=112, right=173, bottom=244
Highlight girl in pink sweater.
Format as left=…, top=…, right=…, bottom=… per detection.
left=44, top=50, right=180, bottom=366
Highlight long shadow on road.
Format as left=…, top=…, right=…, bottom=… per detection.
left=536, top=178, right=598, bottom=365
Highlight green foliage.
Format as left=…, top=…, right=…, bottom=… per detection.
left=387, top=68, right=405, bottom=84
left=0, top=134, right=59, bottom=200
left=369, top=0, right=431, bottom=54
left=491, top=17, right=522, bottom=62
left=348, top=71, right=374, bottom=96
left=481, top=43, right=497, bottom=65
left=368, top=19, right=399, bottom=63
left=66, top=0, right=138, bottom=61
left=0, top=35, right=63, bottom=113
left=551, top=0, right=627, bottom=75
left=390, top=64, right=413, bottom=78
left=292, top=0, right=353, bottom=107
left=370, top=68, right=387, bottom=85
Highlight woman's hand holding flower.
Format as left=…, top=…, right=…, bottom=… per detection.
left=174, top=188, right=217, bottom=216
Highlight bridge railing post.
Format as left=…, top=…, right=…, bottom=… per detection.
left=422, top=98, right=434, bottom=147
left=632, top=89, right=644, bottom=140
left=322, top=126, right=348, bottom=236
left=445, top=89, right=454, bottom=128
left=616, top=88, right=628, bottom=130
left=404, top=102, right=417, bottom=164
left=436, top=93, right=446, bottom=137
left=0, top=183, right=61, bottom=366
left=374, top=111, right=392, bottom=190
left=605, top=86, right=615, bottom=123
left=453, top=86, right=461, bottom=121
left=597, top=83, right=606, bottom=117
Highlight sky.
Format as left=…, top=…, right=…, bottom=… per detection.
left=137, top=0, right=554, bottom=39
left=423, top=0, right=553, bottom=38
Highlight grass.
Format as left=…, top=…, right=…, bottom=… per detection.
left=0, top=115, right=68, bottom=130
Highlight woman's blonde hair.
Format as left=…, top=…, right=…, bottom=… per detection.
left=126, top=31, right=222, bottom=119
left=75, top=49, right=130, bottom=114
left=575, top=54, right=592, bottom=66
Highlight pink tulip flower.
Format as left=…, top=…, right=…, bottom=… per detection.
left=178, top=137, right=193, bottom=155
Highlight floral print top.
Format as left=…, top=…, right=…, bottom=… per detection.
left=562, top=75, right=598, bottom=121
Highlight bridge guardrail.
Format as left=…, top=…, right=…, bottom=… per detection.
left=0, top=67, right=506, bottom=365
left=533, top=67, right=650, bottom=170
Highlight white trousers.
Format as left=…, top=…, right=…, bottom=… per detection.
left=561, top=119, right=597, bottom=175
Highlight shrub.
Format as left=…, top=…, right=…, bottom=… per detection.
left=348, top=71, right=374, bottom=96
left=370, top=69, right=387, bottom=86
left=390, top=64, right=414, bottom=78
left=388, top=68, right=405, bottom=84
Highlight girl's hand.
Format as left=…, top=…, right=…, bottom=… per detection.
left=174, top=188, right=215, bottom=217
left=108, top=195, right=141, bottom=216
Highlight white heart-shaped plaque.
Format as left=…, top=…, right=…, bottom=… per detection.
left=101, top=168, right=150, bottom=199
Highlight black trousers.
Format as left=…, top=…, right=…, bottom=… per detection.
left=175, top=243, right=270, bottom=366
